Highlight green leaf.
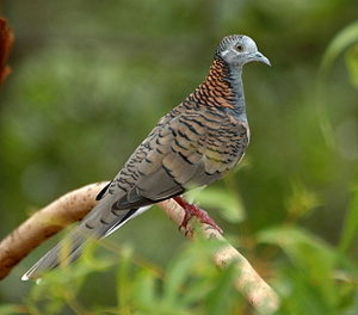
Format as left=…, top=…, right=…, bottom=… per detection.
left=339, top=186, right=358, bottom=253
left=180, top=278, right=213, bottom=306
left=316, top=21, right=358, bottom=146
left=133, top=270, right=157, bottom=307
left=257, top=226, right=336, bottom=267
left=187, top=186, right=245, bottom=223
left=116, top=246, right=134, bottom=311
left=205, top=264, right=236, bottom=315
left=320, top=21, right=358, bottom=78
left=257, top=226, right=338, bottom=308
left=345, top=44, right=358, bottom=88
left=278, top=267, right=335, bottom=315
left=285, top=181, right=320, bottom=220
left=0, top=304, right=28, bottom=315
left=162, top=253, right=195, bottom=304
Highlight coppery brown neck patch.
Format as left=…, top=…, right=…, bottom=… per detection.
left=186, top=57, right=237, bottom=109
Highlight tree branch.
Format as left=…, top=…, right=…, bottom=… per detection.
left=0, top=182, right=280, bottom=314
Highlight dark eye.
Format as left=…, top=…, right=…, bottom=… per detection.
left=235, top=44, right=244, bottom=52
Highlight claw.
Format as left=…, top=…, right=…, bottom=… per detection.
left=174, top=196, right=223, bottom=235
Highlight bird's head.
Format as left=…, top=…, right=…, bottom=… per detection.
left=216, top=35, right=271, bottom=68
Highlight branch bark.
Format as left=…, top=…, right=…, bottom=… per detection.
left=0, top=182, right=280, bottom=314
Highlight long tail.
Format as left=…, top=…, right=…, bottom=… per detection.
left=21, top=203, right=150, bottom=281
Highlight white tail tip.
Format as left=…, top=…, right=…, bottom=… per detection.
left=21, top=274, right=29, bottom=281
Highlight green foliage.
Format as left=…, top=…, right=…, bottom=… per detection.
left=346, top=44, right=358, bottom=88
left=257, top=225, right=357, bottom=314
left=285, top=181, right=320, bottom=220
left=340, top=186, right=358, bottom=253
left=319, top=21, right=358, bottom=79
left=187, top=184, right=245, bottom=223
left=0, top=304, right=27, bottom=315
left=316, top=20, right=358, bottom=148
left=1, top=0, right=358, bottom=314
left=3, top=222, right=355, bottom=314
left=15, top=239, right=244, bottom=314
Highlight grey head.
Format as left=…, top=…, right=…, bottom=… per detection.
left=216, top=35, right=271, bottom=68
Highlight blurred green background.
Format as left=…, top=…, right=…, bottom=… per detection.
left=0, top=0, right=357, bottom=314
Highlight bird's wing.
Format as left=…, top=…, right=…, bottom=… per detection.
left=102, top=109, right=206, bottom=212
left=107, top=107, right=249, bottom=212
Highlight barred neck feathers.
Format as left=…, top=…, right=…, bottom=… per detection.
left=186, top=56, right=246, bottom=116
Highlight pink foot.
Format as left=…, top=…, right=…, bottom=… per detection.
left=174, top=196, right=223, bottom=235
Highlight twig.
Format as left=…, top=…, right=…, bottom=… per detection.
left=0, top=182, right=280, bottom=314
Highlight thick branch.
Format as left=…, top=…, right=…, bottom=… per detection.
left=0, top=182, right=280, bottom=314
left=0, top=183, right=105, bottom=280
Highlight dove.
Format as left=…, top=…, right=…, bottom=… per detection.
left=22, top=34, right=270, bottom=280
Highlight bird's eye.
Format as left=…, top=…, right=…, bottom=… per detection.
left=235, top=44, right=244, bottom=52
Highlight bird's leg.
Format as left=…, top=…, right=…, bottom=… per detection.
left=173, top=196, right=223, bottom=235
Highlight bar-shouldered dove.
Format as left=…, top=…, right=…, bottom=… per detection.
left=22, top=34, right=270, bottom=280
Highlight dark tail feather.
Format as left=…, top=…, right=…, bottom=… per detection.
left=21, top=223, right=98, bottom=281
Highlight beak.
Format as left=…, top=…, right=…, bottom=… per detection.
left=252, top=51, right=271, bottom=66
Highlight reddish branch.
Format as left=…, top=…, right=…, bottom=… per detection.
left=0, top=182, right=280, bottom=313
left=0, top=17, right=14, bottom=84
